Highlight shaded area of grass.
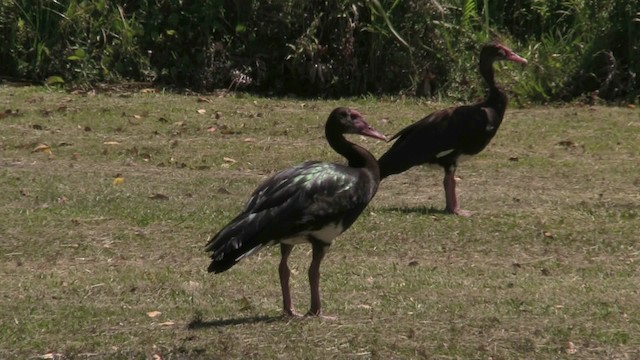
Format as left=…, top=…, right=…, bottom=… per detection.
left=1, top=86, right=639, bottom=359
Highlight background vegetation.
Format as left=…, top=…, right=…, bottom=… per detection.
left=1, top=0, right=639, bottom=102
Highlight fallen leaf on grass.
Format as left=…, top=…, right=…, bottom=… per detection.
left=223, top=157, right=237, bottom=163
left=207, top=126, right=217, bottom=133
left=243, top=137, right=256, bottom=143
left=147, top=311, right=162, bottom=318
left=543, top=231, right=554, bottom=239
left=565, top=341, right=577, bottom=354
left=196, top=109, right=206, bottom=115
left=149, top=193, right=169, bottom=200
left=32, top=143, right=52, bottom=154
left=556, top=140, right=578, bottom=148
left=197, top=97, right=212, bottom=103
left=158, top=321, right=175, bottom=326
left=113, top=174, right=124, bottom=186
left=38, top=353, right=63, bottom=359
left=103, top=141, right=120, bottom=145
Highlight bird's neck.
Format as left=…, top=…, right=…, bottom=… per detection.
left=327, top=131, right=380, bottom=180
left=479, top=58, right=508, bottom=115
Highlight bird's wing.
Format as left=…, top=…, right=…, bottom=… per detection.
left=245, top=162, right=359, bottom=221
left=205, top=162, right=367, bottom=271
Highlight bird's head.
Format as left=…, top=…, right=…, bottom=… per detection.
left=329, top=107, right=387, bottom=141
left=482, top=41, right=528, bottom=65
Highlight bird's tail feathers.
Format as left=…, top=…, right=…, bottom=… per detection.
left=205, top=212, right=271, bottom=273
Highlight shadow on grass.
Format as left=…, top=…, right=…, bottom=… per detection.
left=187, top=314, right=283, bottom=329
left=378, top=205, right=446, bottom=215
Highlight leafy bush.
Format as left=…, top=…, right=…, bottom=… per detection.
left=0, top=0, right=638, bottom=102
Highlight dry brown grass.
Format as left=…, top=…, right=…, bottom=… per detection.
left=1, top=86, right=639, bottom=359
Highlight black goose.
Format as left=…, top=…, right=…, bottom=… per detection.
left=378, top=41, right=527, bottom=216
left=206, top=107, right=386, bottom=317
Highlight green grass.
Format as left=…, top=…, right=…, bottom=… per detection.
left=1, top=86, right=639, bottom=359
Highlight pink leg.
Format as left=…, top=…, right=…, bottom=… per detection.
left=279, top=244, right=300, bottom=317
left=306, top=243, right=328, bottom=317
left=443, top=170, right=471, bottom=217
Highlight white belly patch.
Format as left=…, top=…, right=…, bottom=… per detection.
left=310, top=222, right=345, bottom=243
left=280, top=222, right=345, bottom=246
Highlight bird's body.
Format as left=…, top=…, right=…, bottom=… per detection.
left=378, top=42, right=527, bottom=215
left=206, top=161, right=377, bottom=273
left=206, top=107, right=386, bottom=317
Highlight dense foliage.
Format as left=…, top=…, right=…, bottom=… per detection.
left=1, top=0, right=639, bottom=102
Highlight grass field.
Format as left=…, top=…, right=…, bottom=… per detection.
left=1, top=85, right=639, bottom=359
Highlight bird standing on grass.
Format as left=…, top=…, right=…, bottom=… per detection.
left=378, top=41, right=528, bottom=216
left=206, top=107, right=386, bottom=318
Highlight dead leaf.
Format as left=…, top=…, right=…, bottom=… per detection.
left=113, top=174, right=124, bottom=186
left=140, top=88, right=156, bottom=94
left=196, top=109, right=206, bottom=114
left=57, top=196, right=68, bottom=204
left=38, top=353, right=63, bottom=359
left=32, top=144, right=52, bottom=154
left=158, top=321, right=175, bottom=326
left=149, top=193, right=169, bottom=200
left=103, top=141, right=120, bottom=145
left=147, top=311, right=162, bottom=318
left=565, top=341, right=577, bottom=354
left=223, top=157, right=237, bottom=163
left=556, top=140, right=577, bottom=148
left=207, top=126, right=217, bottom=133
left=197, top=97, right=211, bottom=103
left=543, top=231, right=554, bottom=239
left=627, top=104, right=636, bottom=109
left=509, top=156, right=519, bottom=161
left=243, top=137, right=256, bottom=142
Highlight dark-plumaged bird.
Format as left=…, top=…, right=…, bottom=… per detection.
left=378, top=41, right=528, bottom=216
left=206, top=107, right=386, bottom=317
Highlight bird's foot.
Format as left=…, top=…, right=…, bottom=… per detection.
left=446, top=208, right=472, bottom=217
left=305, top=309, right=337, bottom=321
left=282, top=309, right=303, bottom=318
